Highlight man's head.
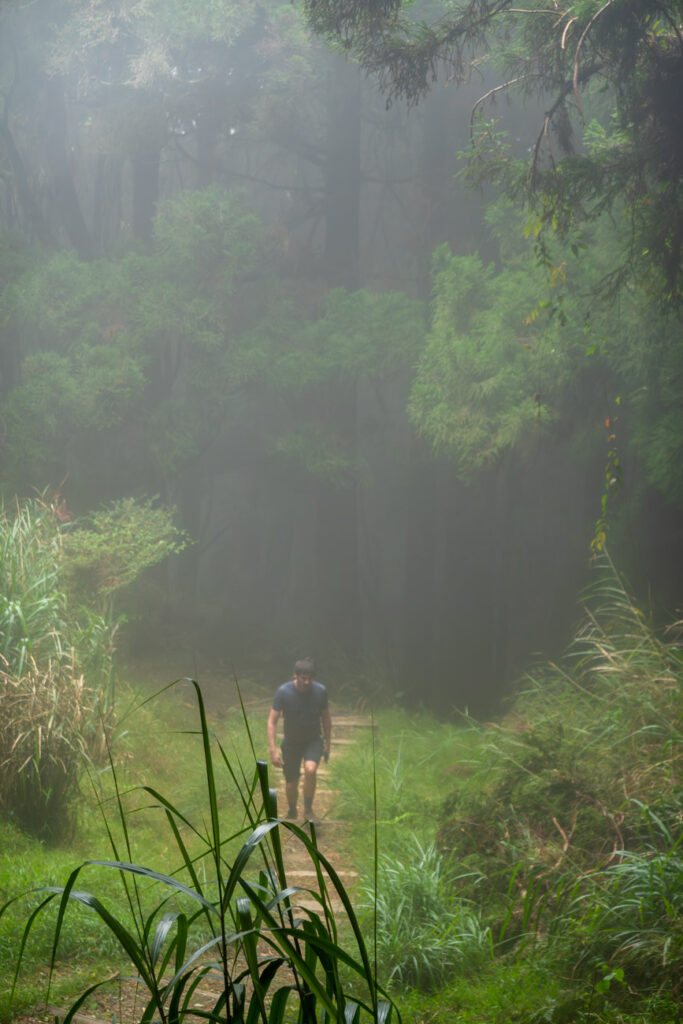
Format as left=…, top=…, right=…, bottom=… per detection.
left=293, top=656, right=315, bottom=691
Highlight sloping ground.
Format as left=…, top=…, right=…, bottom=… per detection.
left=18, top=712, right=372, bottom=1024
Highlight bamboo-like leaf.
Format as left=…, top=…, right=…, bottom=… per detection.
left=85, top=860, right=217, bottom=911
left=43, top=885, right=153, bottom=987
left=60, top=979, right=114, bottom=1024
left=265, top=986, right=293, bottom=1023
left=150, top=910, right=182, bottom=965
left=7, top=891, right=58, bottom=1006
left=188, top=680, right=222, bottom=865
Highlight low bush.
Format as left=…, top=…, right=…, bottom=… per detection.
left=0, top=657, right=107, bottom=839
left=361, top=835, right=492, bottom=991
left=3, top=682, right=400, bottom=1024
left=435, top=554, right=682, bottom=1016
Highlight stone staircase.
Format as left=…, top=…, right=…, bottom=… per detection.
left=43, top=710, right=375, bottom=1024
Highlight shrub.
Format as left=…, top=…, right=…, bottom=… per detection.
left=0, top=657, right=108, bottom=839
left=0, top=498, right=67, bottom=676
left=435, top=553, right=682, bottom=1015
left=0, top=497, right=117, bottom=838
left=361, top=835, right=492, bottom=991
left=3, top=682, right=400, bottom=1023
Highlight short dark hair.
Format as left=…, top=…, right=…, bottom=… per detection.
left=294, top=657, right=315, bottom=676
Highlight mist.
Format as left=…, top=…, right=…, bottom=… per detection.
left=0, top=0, right=680, bottom=717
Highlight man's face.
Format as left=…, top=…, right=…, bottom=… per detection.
left=294, top=671, right=313, bottom=692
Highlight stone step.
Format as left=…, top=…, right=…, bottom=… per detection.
left=286, top=868, right=358, bottom=880
left=48, top=1009, right=110, bottom=1024
left=331, top=717, right=377, bottom=728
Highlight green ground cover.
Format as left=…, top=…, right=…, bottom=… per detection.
left=329, top=564, right=682, bottom=1023
left=0, top=678, right=262, bottom=1020
left=1, top=561, right=680, bottom=1023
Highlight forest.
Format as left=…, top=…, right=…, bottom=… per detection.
left=0, top=0, right=681, bottom=1021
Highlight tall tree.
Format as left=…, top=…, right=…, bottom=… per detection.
left=303, top=0, right=683, bottom=308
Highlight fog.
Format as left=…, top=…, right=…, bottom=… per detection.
left=0, top=1, right=679, bottom=715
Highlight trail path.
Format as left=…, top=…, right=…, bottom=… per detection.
left=24, top=711, right=372, bottom=1024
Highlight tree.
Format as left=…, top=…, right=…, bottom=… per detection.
left=303, top=0, right=683, bottom=308
left=409, top=201, right=683, bottom=509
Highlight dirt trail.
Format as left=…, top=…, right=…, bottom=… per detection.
left=269, top=711, right=374, bottom=914
left=26, top=711, right=371, bottom=1024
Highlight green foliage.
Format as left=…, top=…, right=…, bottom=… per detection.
left=575, top=814, right=682, bottom=993
left=0, top=495, right=184, bottom=839
left=361, top=836, right=492, bottom=991
left=3, top=682, right=400, bottom=1024
left=407, top=208, right=683, bottom=507
left=304, top=0, right=683, bottom=307
left=2, top=348, right=145, bottom=485
left=61, top=497, right=190, bottom=607
left=0, top=498, right=115, bottom=837
left=0, top=188, right=272, bottom=487
left=0, top=498, right=66, bottom=675
left=0, top=659, right=108, bottom=840
left=408, top=243, right=578, bottom=477
left=432, top=554, right=681, bottom=1016
left=266, top=288, right=424, bottom=390
left=329, top=555, right=680, bottom=1019
left=1, top=186, right=424, bottom=494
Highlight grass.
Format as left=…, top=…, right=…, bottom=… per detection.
left=0, top=678, right=262, bottom=1020
left=0, top=497, right=116, bottom=839
left=2, top=677, right=398, bottom=1023
left=1, top=555, right=680, bottom=1023
left=326, top=556, right=682, bottom=1022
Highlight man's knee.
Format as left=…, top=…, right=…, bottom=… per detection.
left=303, top=760, right=318, bottom=777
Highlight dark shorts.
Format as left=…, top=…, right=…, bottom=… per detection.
left=281, top=737, right=324, bottom=782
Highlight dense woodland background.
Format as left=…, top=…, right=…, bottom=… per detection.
left=1, top=0, right=681, bottom=712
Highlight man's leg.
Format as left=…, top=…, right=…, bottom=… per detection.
left=285, top=778, right=299, bottom=817
left=302, top=760, right=318, bottom=816
left=282, top=743, right=302, bottom=818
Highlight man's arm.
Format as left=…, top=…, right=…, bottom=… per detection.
left=267, top=708, right=283, bottom=767
left=322, top=706, right=332, bottom=760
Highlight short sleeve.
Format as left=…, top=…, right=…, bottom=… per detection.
left=272, top=686, right=285, bottom=712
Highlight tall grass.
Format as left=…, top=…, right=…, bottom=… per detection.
left=328, top=554, right=681, bottom=1020
left=0, top=498, right=115, bottom=838
left=0, top=656, right=108, bottom=837
left=433, top=553, right=682, bottom=1016
left=360, top=836, right=491, bottom=991
left=3, top=681, right=400, bottom=1024
left=0, top=498, right=67, bottom=675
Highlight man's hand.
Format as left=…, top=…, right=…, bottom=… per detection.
left=267, top=709, right=282, bottom=768
left=323, top=740, right=331, bottom=763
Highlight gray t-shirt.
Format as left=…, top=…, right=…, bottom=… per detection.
left=272, top=680, right=328, bottom=744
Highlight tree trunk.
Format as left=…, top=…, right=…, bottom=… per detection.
left=314, top=54, right=363, bottom=663
left=131, top=143, right=160, bottom=243
left=323, top=54, right=361, bottom=290
left=41, top=78, right=93, bottom=259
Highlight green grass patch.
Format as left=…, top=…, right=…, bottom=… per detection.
left=328, top=556, right=682, bottom=1022
left=0, top=677, right=266, bottom=1020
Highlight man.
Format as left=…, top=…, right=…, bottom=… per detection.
left=267, top=657, right=332, bottom=821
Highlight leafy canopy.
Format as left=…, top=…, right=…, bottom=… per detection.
left=303, top=0, right=683, bottom=308
left=409, top=204, right=683, bottom=501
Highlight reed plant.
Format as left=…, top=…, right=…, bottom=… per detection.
left=3, top=681, right=399, bottom=1024
left=0, top=497, right=67, bottom=675
left=360, top=836, right=492, bottom=992
left=0, top=655, right=109, bottom=838
left=0, top=498, right=116, bottom=838
left=434, top=553, right=682, bottom=1017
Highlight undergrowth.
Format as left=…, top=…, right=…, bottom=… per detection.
left=331, top=554, right=681, bottom=1022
